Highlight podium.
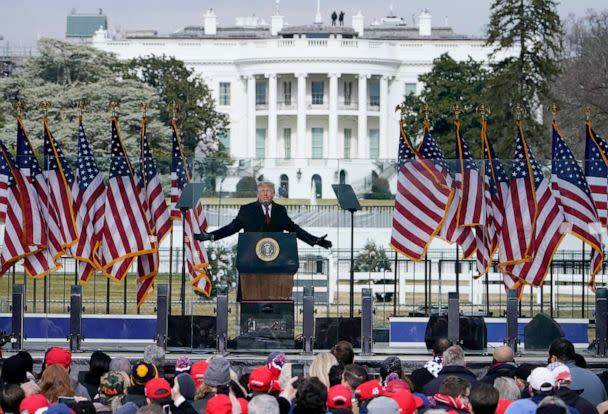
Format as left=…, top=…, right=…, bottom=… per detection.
left=236, top=232, right=299, bottom=348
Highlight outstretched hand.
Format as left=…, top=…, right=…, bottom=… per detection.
left=316, top=234, right=332, bottom=249
left=194, top=230, right=213, bottom=242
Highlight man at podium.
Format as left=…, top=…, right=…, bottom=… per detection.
left=195, top=181, right=332, bottom=249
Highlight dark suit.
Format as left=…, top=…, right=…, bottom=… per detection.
left=210, top=201, right=319, bottom=245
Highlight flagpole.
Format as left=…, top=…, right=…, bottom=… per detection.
left=455, top=245, right=460, bottom=295
left=168, top=227, right=174, bottom=315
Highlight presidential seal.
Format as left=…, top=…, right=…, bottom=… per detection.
left=255, top=237, right=280, bottom=262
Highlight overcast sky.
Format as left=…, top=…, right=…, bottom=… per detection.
left=0, top=0, right=601, bottom=48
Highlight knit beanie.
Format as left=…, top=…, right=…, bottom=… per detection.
left=204, top=357, right=231, bottom=387
left=175, top=373, right=197, bottom=400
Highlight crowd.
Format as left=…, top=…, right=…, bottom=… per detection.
left=1, top=337, right=607, bottom=414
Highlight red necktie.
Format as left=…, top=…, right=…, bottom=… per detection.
left=265, top=206, right=271, bottom=226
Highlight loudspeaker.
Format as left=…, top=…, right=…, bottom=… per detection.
left=524, top=313, right=564, bottom=351
left=240, top=302, right=294, bottom=339
left=314, top=317, right=361, bottom=349
left=424, top=314, right=487, bottom=351
left=168, top=316, right=216, bottom=348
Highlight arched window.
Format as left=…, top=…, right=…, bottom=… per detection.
left=339, top=169, right=347, bottom=185
left=312, top=174, right=322, bottom=199
left=279, top=174, right=289, bottom=198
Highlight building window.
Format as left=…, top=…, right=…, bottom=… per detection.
left=311, top=81, right=324, bottom=105
left=312, top=174, right=322, bottom=198
left=283, top=128, right=292, bottom=159
left=256, top=128, right=266, bottom=159
left=256, top=80, right=267, bottom=105
left=369, top=128, right=379, bottom=159
left=279, top=174, right=289, bottom=198
left=343, top=81, right=353, bottom=105
left=218, top=128, right=230, bottom=153
left=312, top=128, right=323, bottom=159
left=219, top=82, right=231, bottom=106
left=283, top=81, right=292, bottom=106
left=405, top=82, right=417, bottom=97
left=343, top=128, right=352, bottom=159
left=368, top=81, right=380, bottom=106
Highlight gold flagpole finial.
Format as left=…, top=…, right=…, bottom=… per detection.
left=513, top=103, right=524, bottom=122
left=451, top=103, right=463, bottom=121
left=141, top=102, right=148, bottom=120
left=170, top=101, right=178, bottom=121
left=583, top=105, right=592, bottom=122
left=549, top=104, right=559, bottom=121
left=15, top=100, right=23, bottom=117
left=76, top=101, right=85, bottom=121
left=421, top=103, right=431, bottom=123
left=110, top=101, right=120, bottom=118
left=395, top=103, right=407, bottom=121
left=476, top=104, right=490, bottom=121
left=41, top=100, right=50, bottom=118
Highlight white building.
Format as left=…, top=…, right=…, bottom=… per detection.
left=91, top=6, right=514, bottom=199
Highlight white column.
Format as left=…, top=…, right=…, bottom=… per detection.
left=296, top=73, right=307, bottom=159
left=379, top=75, right=389, bottom=159
left=328, top=73, right=339, bottom=160
left=247, top=75, right=256, bottom=158
left=357, top=74, right=369, bottom=159
left=267, top=73, right=278, bottom=160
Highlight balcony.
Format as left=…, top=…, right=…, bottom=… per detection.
left=277, top=100, right=296, bottom=110
left=339, top=102, right=358, bottom=110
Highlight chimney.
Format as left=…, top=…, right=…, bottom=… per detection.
left=418, top=9, right=431, bottom=36
left=352, top=11, right=364, bottom=37
left=271, top=0, right=284, bottom=36
left=204, top=8, right=217, bottom=36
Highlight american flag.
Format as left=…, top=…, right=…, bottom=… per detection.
left=171, top=119, right=212, bottom=295
left=551, top=121, right=603, bottom=289
left=136, top=118, right=172, bottom=306
left=390, top=121, right=453, bottom=260
left=475, top=120, right=509, bottom=275
left=100, top=118, right=154, bottom=281
left=584, top=121, right=608, bottom=227
left=43, top=118, right=78, bottom=251
left=501, top=123, right=565, bottom=287
left=71, top=122, right=106, bottom=283
left=0, top=140, right=43, bottom=276
left=454, top=120, right=483, bottom=227
left=17, top=118, right=62, bottom=278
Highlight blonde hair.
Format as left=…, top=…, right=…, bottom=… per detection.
left=309, top=352, right=338, bottom=389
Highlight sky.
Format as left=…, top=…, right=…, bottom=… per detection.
left=0, top=0, right=602, bottom=49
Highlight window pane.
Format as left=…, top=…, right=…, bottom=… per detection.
left=283, top=81, right=292, bottom=106
left=256, top=80, right=266, bottom=105
left=405, top=82, right=417, bottom=97
left=369, top=128, right=379, bottom=159
left=368, top=81, right=380, bottom=106
left=283, top=128, right=291, bottom=159
left=312, top=128, right=323, bottom=159
left=343, top=128, right=351, bottom=159
left=312, top=81, right=324, bottom=105
left=256, top=128, right=266, bottom=159
left=219, top=82, right=231, bottom=106
left=218, top=128, right=230, bottom=153
left=343, top=81, right=352, bottom=106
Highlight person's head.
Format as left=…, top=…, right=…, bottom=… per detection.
left=248, top=367, right=275, bottom=394
left=536, top=396, right=569, bottom=414
left=527, top=367, right=555, bottom=396
left=204, top=357, right=231, bottom=389
left=99, top=371, right=131, bottom=403
left=190, top=360, right=209, bottom=388
left=143, top=345, right=166, bottom=369
left=39, top=364, right=74, bottom=402
left=547, top=363, right=572, bottom=389
left=173, top=373, right=197, bottom=401
left=469, top=383, right=499, bottom=414
left=328, top=365, right=344, bottom=387
left=432, top=338, right=452, bottom=356
left=573, top=353, right=587, bottom=368
left=257, top=182, right=275, bottom=204
left=0, top=384, right=25, bottom=413
left=354, top=380, right=382, bottom=403
left=135, top=404, right=163, bottom=414
left=131, top=361, right=158, bottom=388
left=380, top=357, right=403, bottom=381
left=331, top=341, right=355, bottom=366
left=327, top=384, right=352, bottom=410
left=19, top=394, right=50, bottom=414
left=443, top=345, right=466, bottom=367
left=206, top=394, right=232, bottom=414
left=513, top=363, right=535, bottom=391
left=493, top=377, right=520, bottom=401
left=74, top=400, right=97, bottom=414
left=109, top=357, right=132, bottom=375
left=366, top=396, right=400, bottom=414
left=492, top=346, right=514, bottom=364
left=342, top=364, right=368, bottom=391
left=294, top=377, right=327, bottom=414
left=175, top=357, right=192, bottom=375
left=88, top=351, right=112, bottom=378
left=44, top=348, right=72, bottom=371
left=144, top=378, right=172, bottom=406
left=21, top=380, right=42, bottom=397
left=438, top=376, right=470, bottom=404
left=548, top=338, right=575, bottom=364
left=0, top=354, right=28, bottom=385
left=248, top=394, right=279, bottom=414
left=309, top=352, right=338, bottom=389
left=17, top=351, right=34, bottom=374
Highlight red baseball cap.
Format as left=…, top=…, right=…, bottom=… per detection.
left=206, top=394, right=232, bottom=414
left=385, top=378, right=411, bottom=393
left=381, top=389, right=423, bottom=414
left=190, top=361, right=209, bottom=388
left=19, top=394, right=50, bottom=414
left=145, top=378, right=171, bottom=399
left=327, top=384, right=352, bottom=409
left=354, top=379, right=381, bottom=401
left=45, top=348, right=71, bottom=369
left=248, top=367, right=274, bottom=393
